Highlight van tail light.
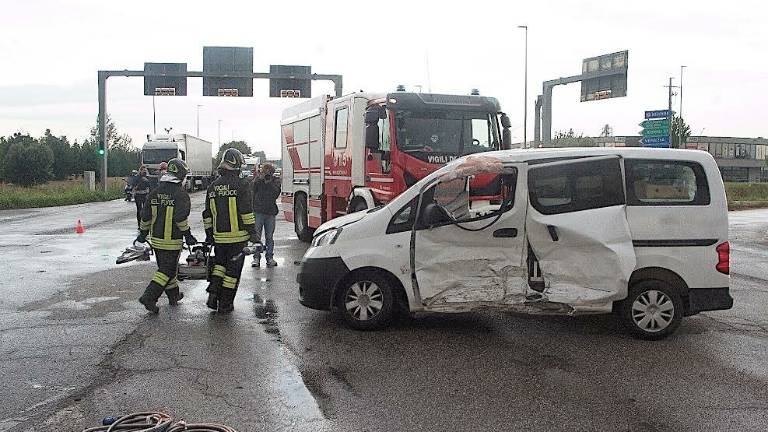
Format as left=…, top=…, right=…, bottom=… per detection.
left=716, top=241, right=730, bottom=275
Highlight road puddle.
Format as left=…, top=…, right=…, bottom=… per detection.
left=253, top=293, right=280, bottom=341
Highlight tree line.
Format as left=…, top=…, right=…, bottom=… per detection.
left=0, top=116, right=139, bottom=186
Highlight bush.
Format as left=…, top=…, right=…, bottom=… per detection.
left=4, top=142, right=54, bottom=185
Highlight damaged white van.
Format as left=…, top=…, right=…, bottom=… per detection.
left=297, top=148, right=733, bottom=339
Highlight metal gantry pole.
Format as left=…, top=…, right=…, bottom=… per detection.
left=97, top=71, right=108, bottom=192
left=196, top=104, right=203, bottom=137
left=518, top=25, right=528, bottom=148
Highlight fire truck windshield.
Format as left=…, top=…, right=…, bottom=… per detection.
left=394, top=110, right=499, bottom=164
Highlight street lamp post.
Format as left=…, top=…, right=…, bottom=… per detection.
left=679, top=66, right=687, bottom=148
left=196, top=104, right=203, bottom=137
left=517, top=25, right=528, bottom=148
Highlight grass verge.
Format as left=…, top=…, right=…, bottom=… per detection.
left=725, top=182, right=768, bottom=211
left=0, top=178, right=125, bottom=210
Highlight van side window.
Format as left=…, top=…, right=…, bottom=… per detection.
left=334, top=107, right=349, bottom=149
left=529, top=158, right=624, bottom=215
left=386, top=196, right=419, bottom=234
left=625, top=159, right=710, bottom=206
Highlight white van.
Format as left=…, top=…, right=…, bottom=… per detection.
left=297, top=148, right=732, bottom=339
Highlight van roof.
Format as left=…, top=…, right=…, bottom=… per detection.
left=487, top=147, right=715, bottom=164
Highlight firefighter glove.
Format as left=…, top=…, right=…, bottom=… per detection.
left=184, top=233, right=198, bottom=246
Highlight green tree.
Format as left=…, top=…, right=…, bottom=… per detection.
left=41, top=129, right=75, bottom=180
left=671, top=115, right=691, bottom=149
left=215, top=140, right=252, bottom=162
left=5, top=141, right=54, bottom=185
left=552, top=129, right=596, bottom=148
left=0, top=136, right=8, bottom=181
left=83, top=115, right=137, bottom=178
left=600, top=124, right=613, bottom=137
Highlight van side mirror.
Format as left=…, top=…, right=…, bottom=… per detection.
left=422, top=203, right=452, bottom=227
left=500, top=113, right=512, bottom=150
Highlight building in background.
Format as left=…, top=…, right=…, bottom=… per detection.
left=591, top=136, right=768, bottom=182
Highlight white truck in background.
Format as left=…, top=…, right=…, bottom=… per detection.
left=140, top=134, right=214, bottom=190
left=240, top=155, right=262, bottom=179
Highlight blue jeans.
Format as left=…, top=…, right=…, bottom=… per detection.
left=254, top=213, right=276, bottom=259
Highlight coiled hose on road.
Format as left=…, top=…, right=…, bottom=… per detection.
left=81, top=412, right=238, bottom=432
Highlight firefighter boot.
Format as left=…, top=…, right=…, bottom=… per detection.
left=206, top=280, right=222, bottom=310
left=138, top=282, right=164, bottom=313
left=217, top=289, right=236, bottom=313
left=166, top=288, right=184, bottom=306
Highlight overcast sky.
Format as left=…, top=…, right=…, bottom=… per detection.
left=1, top=0, right=766, bottom=157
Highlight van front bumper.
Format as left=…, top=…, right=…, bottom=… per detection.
left=297, top=256, right=350, bottom=311
left=686, top=287, right=734, bottom=315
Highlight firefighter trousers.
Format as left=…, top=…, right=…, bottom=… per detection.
left=141, top=249, right=181, bottom=303
left=207, top=242, right=247, bottom=307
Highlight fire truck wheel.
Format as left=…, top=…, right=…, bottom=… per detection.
left=294, top=194, right=313, bottom=242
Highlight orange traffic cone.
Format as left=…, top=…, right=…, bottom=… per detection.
left=75, top=220, right=85, bottom=234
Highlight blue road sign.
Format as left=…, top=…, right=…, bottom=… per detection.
left=640, top=136, right=670, bottom=147
left=645, top=109, right=673, bottom=119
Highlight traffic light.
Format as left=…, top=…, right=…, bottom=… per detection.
left=98, top=140, right=105, bottom=156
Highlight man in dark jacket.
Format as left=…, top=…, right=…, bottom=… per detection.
left=203, top=148, right=258, bottom=313
left=132, top=166, right=151, bottom=230
left=135, top=158, right=197, bottom=313
left=251, top=163, right=281, bottom=268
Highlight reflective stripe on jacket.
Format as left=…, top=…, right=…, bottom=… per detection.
left=139, top=182, right=191, bottom=250
left=203, top=172, right=255, bottom=244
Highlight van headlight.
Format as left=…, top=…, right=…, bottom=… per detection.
left=311, top=228, right=342, bottom=247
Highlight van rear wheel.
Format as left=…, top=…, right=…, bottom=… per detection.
left=620, top=280, right=683, bottom=340
left=336, top=270, right=395, bottom=331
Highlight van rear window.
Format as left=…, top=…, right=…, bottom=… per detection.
left=625, top=160, right=710, bottom=206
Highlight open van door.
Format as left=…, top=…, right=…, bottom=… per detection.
left=526, top=156, right=636, bottom=312
left=410, top=156, right=528, bottom=310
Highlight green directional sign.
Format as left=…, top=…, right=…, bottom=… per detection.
left=642, top=127, right=670, bottom=138
left=639, top=119, right=670, bottom=129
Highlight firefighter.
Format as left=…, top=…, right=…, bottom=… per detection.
left=203, top=148, right=257, bottom=313
left=135, top=158, right=197, bottom=313
left=132, top=166, right=151, bottom=230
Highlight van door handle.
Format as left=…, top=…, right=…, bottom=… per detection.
left=546, top=225, right=559, bottom=242
left=493, top=228, right=518, bottom=238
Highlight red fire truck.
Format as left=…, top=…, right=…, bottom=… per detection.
left=280, top=91, right=512, bottom=241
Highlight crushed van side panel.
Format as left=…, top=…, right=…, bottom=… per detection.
left=526, top=205, right=637, bottom=312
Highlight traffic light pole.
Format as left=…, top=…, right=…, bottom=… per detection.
left=98, top=71, right=107, bottom=192
left=96, top=69, right=343, bottom=192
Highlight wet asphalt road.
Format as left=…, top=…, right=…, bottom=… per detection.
left=1, top=197, right=767, bottom=431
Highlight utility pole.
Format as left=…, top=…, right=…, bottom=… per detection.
left=664, top=77, right=679, bottom=148
left=518, top=25, right=528, bottom=148
left=217, top=119, right=222, bottom=147
left=679, top=65, right=686, bottom=148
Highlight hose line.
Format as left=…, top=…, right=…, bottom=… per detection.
left=81, top=412, right=238, bottom=432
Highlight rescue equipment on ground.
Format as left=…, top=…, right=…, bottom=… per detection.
left=81, top=411, right=238, bottom=431
left=116, top=242, right=152, bottom=264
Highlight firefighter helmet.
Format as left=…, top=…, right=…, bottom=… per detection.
left=166, top=158, right=189, bottom=181
left=218, top=148, right=245, bottom=171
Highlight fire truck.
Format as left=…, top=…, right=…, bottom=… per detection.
left=280, top=91, right=512, bottom=241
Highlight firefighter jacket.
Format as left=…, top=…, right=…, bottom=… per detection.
left=139, top=182, right=191, bottom=250
left=133, top=176, right=151, bottom=197
left=203, top=172, right=256, bottom=244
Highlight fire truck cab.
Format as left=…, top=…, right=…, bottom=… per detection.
left=281, top=91, right=512, bottom=241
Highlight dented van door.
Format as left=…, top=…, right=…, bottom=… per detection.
left=410, top=156, right=528, bottom=310
left=525, top=156, right=636, bottom=312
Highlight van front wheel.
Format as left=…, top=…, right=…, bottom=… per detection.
left=620, top=280, right=683, bottom=340
left=336, top=270, right=395, bottom=331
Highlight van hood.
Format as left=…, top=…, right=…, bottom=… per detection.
left=314, top=210, right=370, bottom=235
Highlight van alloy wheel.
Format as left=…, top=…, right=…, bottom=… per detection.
left=620, top=280, right=683, bottom=340
left=631, top=290, right=674, bottom=332
left=336, top=270, right=395, bottom=331
left=345, top=281, right=383, bottom=321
